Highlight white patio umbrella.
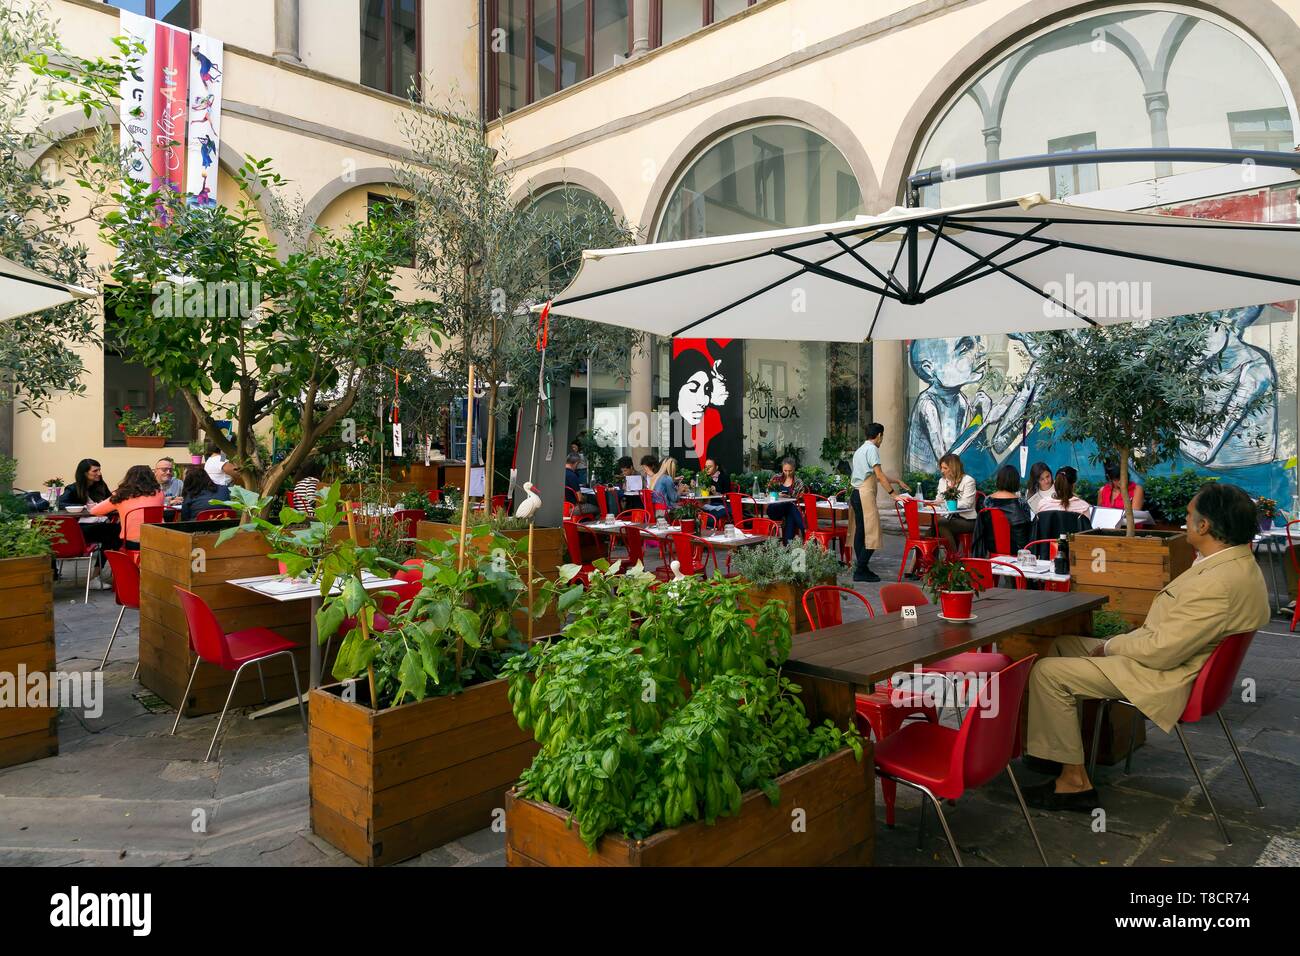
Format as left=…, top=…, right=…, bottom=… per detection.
left=545, top=193, right=1300, bottom=340
left=0, top=255, right=96, bottom=322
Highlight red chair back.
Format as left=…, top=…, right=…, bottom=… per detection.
left=104, top=550, right=140, bottom=610
left=727, top=492, right=744, bottom=526
left=623, top=525, right=646, bottom=564
left=960, top=557, right=1026, bottom=590
left=801, top=585, right=873, bottom=631
left=562, top=501, right=574, bottom=518
left=562, top=518, right=595, bottom=568
left=671, top=532, right=716, bottom=576
left=800, top=493, right=820, bottom=530
left=640, top=488, right=656, bottom=514
left=427, top=489, right=443, bottom=505
left=593, top=484, right=609, bottom=516
left=1180, top=632, right=1256, bottom=723
left=42, top=515, right=90, bottom=559
left=896, top=497, right=933, bottom=540
left=380, top=558, right=426, bottom=615
left=1024, top=538, right=1059, bottom=561
left=980, top=507, right=1012, bottom=556
left=696, top=512, right=719, bottom=533
left=879, top=582, right=928, bottom=613
left=618, top=508, right=651, bottom=525
left=491, top=493, right=508, bottom=513
left=392, top=509, right=424, bottom=540
left=950, top=655, right=1036, bottom=791
left=284, top=490, right=295, bottom=510
left=738, top=516, right=780, bottom=537
left=196, top=508, right=237, bottom=521
left=174, top=586, right=234, bottom=670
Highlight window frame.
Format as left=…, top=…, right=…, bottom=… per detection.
left=361, top=0, right=424, bottom=99
left=103, top=0, right=198, bottom=29
left=102, top=286, right=197, bottom=448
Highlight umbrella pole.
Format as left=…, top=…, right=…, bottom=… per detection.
left=527, top=519, right=535, bottom=643
left=456, top=364, right=477, bottom=671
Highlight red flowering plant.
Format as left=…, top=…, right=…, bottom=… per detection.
left=115, top=405, right=176, bottom=438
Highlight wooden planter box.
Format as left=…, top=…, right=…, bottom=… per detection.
left=0, top=556, right=57, bottom=769
left=506, top=747, right=873, bottom=866
left=138, top=521, right=324, bottom=716
left=745, top=578, right=835, bottom=635
left=418, top=522, right=565, bottom=636
left=1069, top=529, right=1194, bottom=628
left=309, top=678, right=539, bottom=866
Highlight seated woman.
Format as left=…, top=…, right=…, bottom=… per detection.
left=766, top=457, right=807, bottom=542
left=650, top=456, right=682, bottom=513
left=1035, top=465, right=1092, bottom=516
left=58, top=458, right=120, bottom=555
left=932, top=452, right=978, bottom=554
left=180, top=465, right=232, bottom=521
left=89, top=465, right=164, bottom=551
left=978, top=463, right=1033, bottom=554
left=292, top=459, right=324, bottom=518
left=1098, top=459, right=1144, bottom=512
left=1026, top=460, right=1055, bottom=514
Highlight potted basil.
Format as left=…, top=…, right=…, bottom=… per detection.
left=923, top=556, right=982, bottom=621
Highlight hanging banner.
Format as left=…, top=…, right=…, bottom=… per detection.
left=118, top=11, right=222, bottom=208
left=669, top=338, right=743, bottom=474
left=186, top=30, right=223, bottom=207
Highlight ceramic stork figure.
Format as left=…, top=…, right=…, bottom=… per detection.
left=515, top=482, right=543, bottom=641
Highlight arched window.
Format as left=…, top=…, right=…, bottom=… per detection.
left=657, top=123, right=863, bottom=242
left=913, top=8, right=1297, bottom=206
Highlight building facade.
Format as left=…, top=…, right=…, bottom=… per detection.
left=12, top=0, right=1300, bottom=511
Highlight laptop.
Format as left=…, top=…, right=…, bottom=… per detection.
left=623, top=475, right=645, bottom=493
left=1090, top=505, right=1154, bottom=529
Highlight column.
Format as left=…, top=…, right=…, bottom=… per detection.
left=631, top=0, right=652, bottom=57
left=871, top=339, right=906, bottom=508
left=982, top=124, right=1002, bottom=201
left=1144, top=90, right=1171, bottom=178
left=628, top=340, right=654, bottom=461
left=274, top=0, right=302, bottom=65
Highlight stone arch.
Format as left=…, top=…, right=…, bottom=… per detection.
left=509, top=167, right=628, bottom=223
left=299, top=166, right=406, bottom=237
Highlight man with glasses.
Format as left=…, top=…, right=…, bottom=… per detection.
left=154, top=457, right=183, bottom=505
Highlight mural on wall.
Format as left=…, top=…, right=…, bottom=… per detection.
left=904, top=187, right=1298, bottom=505
left=670, top=338, right=744, bottom=473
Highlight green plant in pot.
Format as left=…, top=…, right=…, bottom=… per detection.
left=1255, top=496, right=1278, bottom=532
left=923, top=557, right=983, bottom=620
left=941, top=484, right=960, bottom=512
left=731, top=538, right=841, bottom=591
left=504, top=566, right=862, bottom=850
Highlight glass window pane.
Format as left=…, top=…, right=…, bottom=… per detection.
left=495, top=0, right=527, bottom=115
left=108, top=1, right=150, bottom=17
left=154, top=0, right=191, bottom=27
left=560, top=0, right=586, bottom=89
left=360, top=0, right=388, bottom=93
left=592, top=0, right=628, bottom=74
left=533, top=0, right=558, bottom=101
left=394, top=0, right=420, bottom=98
left=661, top=0, right=702, bottom=46
left=712, top=0, right=748, bottom=22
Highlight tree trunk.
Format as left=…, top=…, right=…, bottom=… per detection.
left=484, top=380, right=498, bottom=507
left=1118, top=449, right=1135, bottom=537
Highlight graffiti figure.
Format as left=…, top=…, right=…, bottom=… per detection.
left=1181, top=306, right=1277, bottom=469
left=675, top=345, right=730, bottom=464
left=192, top=46, right=222, bottom=89
left=907, top=336, right=992, bottom=473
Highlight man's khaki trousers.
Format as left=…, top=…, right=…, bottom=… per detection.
left=1027, top=635, right=1124, bottom=765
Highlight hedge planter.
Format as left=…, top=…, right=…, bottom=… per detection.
left=309, top=678, right=539, bottom=866
left=1069, top=529, right=1194, bottom=628
left=0, top=556, right=57, bottom=770
left=124, top=435, right=167, bottom=449
left=506, top=747, right=873, bottom=866
left=418, top=522, right=565, bottom=636
left=745, top=578, right=835, bottom=634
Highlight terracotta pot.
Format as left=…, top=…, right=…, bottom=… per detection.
left=939, top=589, right=974, bottom=619
left=125, top=435, right=166, bottom=448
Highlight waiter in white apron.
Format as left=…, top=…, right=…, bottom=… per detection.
left=849, top=422, right=909, bottom=582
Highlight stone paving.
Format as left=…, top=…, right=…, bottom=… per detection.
left=1, top=531, right=1297, bottom=867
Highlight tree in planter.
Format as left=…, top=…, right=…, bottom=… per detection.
left=1024, top=318, right=1270, bottom=535
left=397, top=96, right=641, bottom=502
left=97, top=161, right=438, bottom=496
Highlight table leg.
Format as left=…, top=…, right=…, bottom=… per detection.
left=249, top=594, right=321, bottom=720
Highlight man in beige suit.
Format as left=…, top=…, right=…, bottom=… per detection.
left=1023, top=481, right=1269, bottom=811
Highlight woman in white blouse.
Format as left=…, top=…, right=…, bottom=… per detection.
left=1026, top=460, right=1055, bottom=514
left=933, top=452, right=978, bottom=554
left=1034, top=465, right=1093, bottom=516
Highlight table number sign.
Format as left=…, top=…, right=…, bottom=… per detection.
left=900, top=605, right=918, bottom=622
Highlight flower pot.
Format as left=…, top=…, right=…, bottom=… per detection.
left=679, top=518, right=696, bottom=534
left=945, top=499, right=958, bottom=512
left=125, top=435, right=166, bottom=448
left=0, top=555, right=57, bottom=769
left=190, top=454, right=203, bottom=465
left=939, top=589, right=974, bottom=619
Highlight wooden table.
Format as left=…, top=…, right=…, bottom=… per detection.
left=994, top=557, right=1070, bottom=587
left=785, top=588, right=1105, bottom=728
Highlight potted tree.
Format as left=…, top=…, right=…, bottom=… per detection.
left=923, top=556, right=982, bottom=621
left=1027, top=320, right=1260, bottom=626
left=503, top=567, right=871, bottom=866
left=732, top=538, right=842, bottom=634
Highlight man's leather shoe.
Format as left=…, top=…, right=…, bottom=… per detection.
left=1022, top=781, right=1100, bottom=813
left=1021, top=754, right=1063, bottom=776
left=853, top=568, right=881, bottom=583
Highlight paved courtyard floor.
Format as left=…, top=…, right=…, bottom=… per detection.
left=2, top=529, right=1297, bottom=867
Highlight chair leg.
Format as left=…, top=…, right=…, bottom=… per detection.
left=1087, top=699, right=1109, bottom=781
left=921, top=786, right=963, bottom=866
left=256, top=660, right=268, bottom=702
left=131, top=659, right=141, bottom=681
left=99, top=606, right=126, bottom=670
left=171, top=659, right=200, bottom=735
left=1174, top=723, right=1232, bottom=845
left=278, top=649, right=308, bottom=734
left=916, top=789, right=926, bottom=849
left=206, top=661, right=252, bottom=763
left=1006, top=766, right=1049, bottom=866
left=1123, top=704, right=1139, bottom=775
left=1218, top=712, right=1264, bottom=809
left=83, top=556, right=92, bottom=604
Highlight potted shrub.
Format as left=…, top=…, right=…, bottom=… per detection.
left=187, top=438, right=205, bottom=465
left=1143, top=470, right=1217, bottom=528
left=1028, top=321, right=1247, bottom=625
left=731, top=538, right=841, bottom=634
left=115, top=405, right=175, bottom=448
left=503, top=568, right=871, bottom=866
left=940, top=484, right=960, bottom=513
left=0, top=501, right=59, bottom=769
left=1256, top=496, right=1279, bottom=533
left=923, top=556, right=982, bottom=620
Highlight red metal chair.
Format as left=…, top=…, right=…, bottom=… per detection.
left=801, top=586, right=939, bottom=827
left=802, top=494, right=849, bottom=563
left=618, top=509, right=668, bottom=564
left=284, top=490, right=296, bottom=510
left=671, top=532, right=723, bottom=577
left=617, top=508, right=651, bottom=524
left=895, top=497, right=945, bottom=581
left=1024, top=537, right=1071, bottom=592
left=874, top=655, right=1047, bottom=866
left=133, top=506, right=165, bottom=541
left=726, top=491, right=745, bottom=526
left=196, top=508, right=237, bottom=521
left=491, top=493, right=508, bottom=513
left=99, top=550, right=141, bottom=673
left=961, top=557, right=1028, bottom=591
left=879, top=581, right=927, bottom=613
left=560, top=519, right=600, bottom=586
left=593, top=483, right=611, bottom=518
left=391, top=508, right=424, bottom=540
left=170, top=586, right=307, bottom=762
left=980, top=506, right=1013, bottom=556
left=737, top=516, right=780, bottom=538
left=623, top=526, right=672, bottom=581
left=42, top=514, right=103, bottom=603
left=640, top=488, right=656, bottom=514
left=426, top=489, right=443, bottom=505
left=1088, top=631, right=1262, bottom=845
left=695, top=511, right=719, bottom=534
